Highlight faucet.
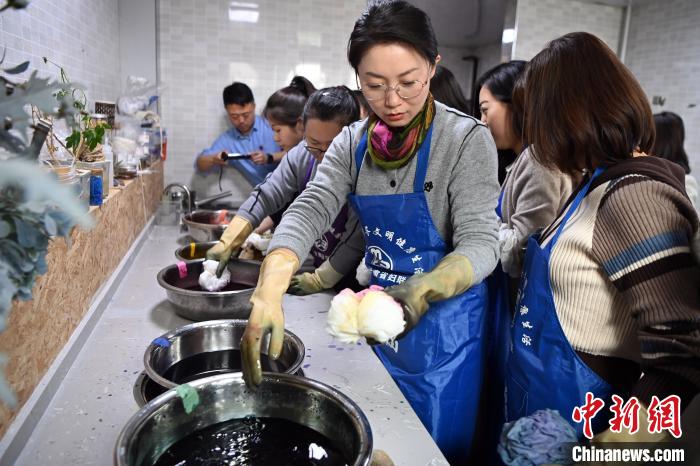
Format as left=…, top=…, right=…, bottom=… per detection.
left=162, top=183, right=192, bottom=214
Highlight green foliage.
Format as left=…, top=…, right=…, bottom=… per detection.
left=0, top=1, right=93, bottom=407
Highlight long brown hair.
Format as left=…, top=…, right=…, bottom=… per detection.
left=523, top=32, right=654, bottom=176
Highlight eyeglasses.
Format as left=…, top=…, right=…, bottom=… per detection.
left=357, top=70, right=430, bottom=101
left=304, top=142, right=328, bottom=157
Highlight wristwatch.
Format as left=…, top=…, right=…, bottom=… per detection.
left=266, top=153, right=274, bottom=164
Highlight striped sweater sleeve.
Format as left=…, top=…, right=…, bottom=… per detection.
left=592, top=175, right=700, bottom=408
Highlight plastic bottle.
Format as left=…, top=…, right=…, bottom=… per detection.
left=89, top=168, right=103, bottom=206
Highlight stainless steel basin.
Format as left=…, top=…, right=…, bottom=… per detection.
left=143, top=319, right=305, bottom=389
left=173, top=241, right=219, bottom=261
left=182, top=209, right=235, bottom=242
left=156, top=258, right=259, bottom=321
left=115, top=373, right=373, bottom=466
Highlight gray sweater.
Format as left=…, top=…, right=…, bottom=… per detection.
left=236, top=142, right=317, bottom=226
left=269, top=102, right=500, bottom=283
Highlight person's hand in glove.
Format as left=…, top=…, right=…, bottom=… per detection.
left=241, top=248, right=299, bottom=388
left=384, top=253, right=474, bottom=337
left=206, top=215, right=253, bottom=277
left=288, top=260, right=344, bottom=295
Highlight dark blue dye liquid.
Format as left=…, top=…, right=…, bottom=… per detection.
left=153, top=416, right=349, bottom=466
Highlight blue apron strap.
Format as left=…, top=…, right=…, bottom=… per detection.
left=496, top=187, right=505, bottom=219
left=550, top=166, right=605, bottom=246
left=412, top=124, right=433, bottom=193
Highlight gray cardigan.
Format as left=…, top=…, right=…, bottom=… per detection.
left=498, top=147, right=576, bottom=277
left=236, top=142, right=317, bottom=227
left=269, top=102, right=500, bottom=283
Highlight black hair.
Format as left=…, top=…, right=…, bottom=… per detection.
left=475, top=61, right=528, bottom=183
left=222, top=82, right=254, bottom=106
left=653, top=111, right=690, bottom=174
left=263, top=76, right=316, bottom=126
left=431, top=65, right=470, bottom=114
left=303, top=86, right=360, bottom=127
left=347, top=0, right=438, bottom=71
left=473, top=60, right=527, bottom=115
left=352, top=89, right=371, bottom=117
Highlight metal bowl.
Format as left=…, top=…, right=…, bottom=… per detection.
left=115, top=373, right=373, bottom=466
left=182, top=209, right=235, bottom=242
left=133, top=367, right=307, bottom=407
left=173, top=241, right=218, bottom=261
left=144, top=319, right=305, bottom=389
left=156, top=258, right=259, bottom=321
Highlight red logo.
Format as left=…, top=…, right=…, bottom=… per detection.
left=572, top=393, right=683, bottom=439
left=648, top=395, right=682, bottom=438
left=572, top=392, right=605, bottom=439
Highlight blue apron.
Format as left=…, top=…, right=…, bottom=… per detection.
left=348, top=127, right=488, bottom=463
left=302, top=157, right=350, bottom=267
left=483, top=188, right=513, bottom=462
left=505, top=167, right=614, bottom=438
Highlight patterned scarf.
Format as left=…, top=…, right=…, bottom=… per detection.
left=367, top=94, right=435, bottom=170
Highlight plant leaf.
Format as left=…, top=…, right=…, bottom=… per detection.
left=65, top=131, right=80, bottom=149
left=3, top=61, right=29, bottom=75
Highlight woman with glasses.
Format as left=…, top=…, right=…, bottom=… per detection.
left=207, top=86, right=361, bottom=277
left=239, top=1, right=499, bottom=463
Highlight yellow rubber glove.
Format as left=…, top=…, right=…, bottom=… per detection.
left=384, top=254, right=474, bottom=336
left=287, top=260, right=344, bottom=295
left=206, top=215, right=253, bottom=276
left=241, top=248, right=300, bottom=388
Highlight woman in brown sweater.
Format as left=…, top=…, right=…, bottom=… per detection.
left=505, top=32, right=700, bottom=443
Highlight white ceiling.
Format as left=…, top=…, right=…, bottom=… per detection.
left=409, top=0, right=508, bottom=48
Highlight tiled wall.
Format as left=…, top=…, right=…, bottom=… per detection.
left=512, top=0, right=624, bottom=60
left=158, top=0, right=366, bottom=200
left=0, top=0, right=121, bottom=105
left=625, top=0, right=700, bottom=175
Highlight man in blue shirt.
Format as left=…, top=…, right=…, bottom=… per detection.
left=195, top=82, right=281, bottom=188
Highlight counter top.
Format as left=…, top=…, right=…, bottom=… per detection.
left=10, top=224, right=448, bottom=465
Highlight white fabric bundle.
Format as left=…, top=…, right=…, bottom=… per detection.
left=198, top=259, right=231, bottom=291
left=243, top=231, right=272, bottom=254
left=326, top=286, right=405, bottom=344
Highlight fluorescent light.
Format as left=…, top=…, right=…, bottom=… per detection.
left=502, top=28, right=516, bottom=44
left=229, top=1, right=259, bottom=23
left=229, top=9, right=259, bottom=22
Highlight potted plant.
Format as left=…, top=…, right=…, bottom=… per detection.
left=41, top=57, right=112, bottom=196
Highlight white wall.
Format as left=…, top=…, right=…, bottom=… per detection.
left=158, top=0, right=367, bottom=191
left=119, top=0, right=157, bottom=93
left=625, top=0, right=700, bottom=175
left=512, top=0, right=624, bottom=60
left=0, top=0, right=121, bottom=105
left=439, top=45, right=473, bottom=103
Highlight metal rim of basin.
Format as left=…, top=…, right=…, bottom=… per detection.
left=143, top=319, right=306, bottom=389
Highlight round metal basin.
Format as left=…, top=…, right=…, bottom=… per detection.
left=143, top=319, right=305, bottom=390
left=182, top=209, right=235, bottom=242
left=156, top=258, right=259, bottom=321
left=115, top=373, right=372, bottom=466
left=173, top=241, right=218, bottom=261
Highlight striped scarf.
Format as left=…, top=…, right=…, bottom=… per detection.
left=367, top=94, right=435, bottom=170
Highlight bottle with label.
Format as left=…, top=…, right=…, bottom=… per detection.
left=89, top=168, right=103, bottom=206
